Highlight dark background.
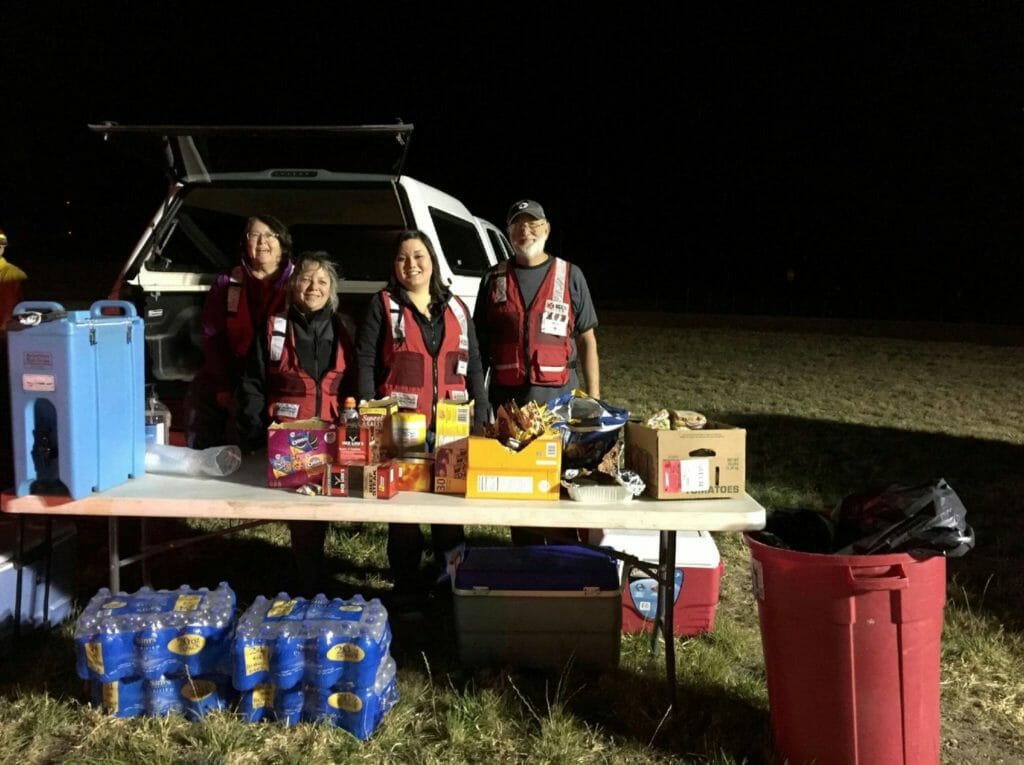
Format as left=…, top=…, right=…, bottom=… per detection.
left=3, top=3, right=1023, bottom=325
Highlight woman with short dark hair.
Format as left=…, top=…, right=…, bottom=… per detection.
left=356, top=230, right=487, bottom=611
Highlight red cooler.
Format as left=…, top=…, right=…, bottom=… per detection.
left=589, top=529, right=723, bottom=636
left=746, top=534, right=945, bottom=765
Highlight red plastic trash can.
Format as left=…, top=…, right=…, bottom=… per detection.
left=745, top=534, right=946, bottom=765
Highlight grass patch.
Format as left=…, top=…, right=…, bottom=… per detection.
left=2, top=318, right=1022, bottom=763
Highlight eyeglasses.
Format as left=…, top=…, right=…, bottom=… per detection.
left=246, top=231, right=280, bottom=241
left=508, top=219, right=546, bottom=233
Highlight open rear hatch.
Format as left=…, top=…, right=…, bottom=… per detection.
left=88, top=123, right=415, bottom=182
left=90, top=123, right=416, bottom=396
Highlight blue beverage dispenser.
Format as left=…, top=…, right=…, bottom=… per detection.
left=6, top=301, right=145, bottom=499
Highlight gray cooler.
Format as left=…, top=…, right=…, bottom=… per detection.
left=0, top=518, right=77, bottom=646
left=453, top=545, right=621, bottom=670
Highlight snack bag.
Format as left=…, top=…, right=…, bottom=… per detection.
left=547, top=390, right=629, bottom=471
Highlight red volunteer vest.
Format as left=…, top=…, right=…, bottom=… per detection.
left=265, top=312, right=353, bottom=423
left=485, top=257, right=574, bottom=387
left=378, top=291, right=470, bottom=429
left=225, top=264, right=292, bottom=360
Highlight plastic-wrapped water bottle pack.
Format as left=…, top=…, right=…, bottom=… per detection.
left=74, top=582, right=237, bottom=682
left=75, top=585, right=399, bottom=738
left=232, top=593, right=391, bottom=692
left=89, top=673, right=234, bottom=720
left=236, top=655, right=399, bottom=739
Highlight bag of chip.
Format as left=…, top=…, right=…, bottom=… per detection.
left=547, top=390, right=629, bottom=471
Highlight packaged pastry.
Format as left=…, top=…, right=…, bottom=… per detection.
left=671, top=410, right=707, bottom=430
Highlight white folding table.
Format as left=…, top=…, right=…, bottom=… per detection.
left=2, top=458, right=766, bottom=705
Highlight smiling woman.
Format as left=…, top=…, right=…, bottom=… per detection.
left=356, top=229, right=489, bottom=609
left=235, top=249, right=360, bottom=591
left=291, top=252, right=341, bottom=315
left=184, top=214, right=295, bottom=450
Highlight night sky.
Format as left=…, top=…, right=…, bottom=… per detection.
left=3, top=4, right=1023, bottom=324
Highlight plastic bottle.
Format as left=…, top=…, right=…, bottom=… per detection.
left=342, top=396, right=359, bottom=423
left=144, top=384, right=172, bottom=445
left=342, top=396, right=360, bottom=443
left=145, top=443, right=242, bottom=477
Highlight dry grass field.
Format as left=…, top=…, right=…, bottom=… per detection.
left=1, top=314, right=1022, bottom=763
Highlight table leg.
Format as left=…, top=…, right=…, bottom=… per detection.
left=140, top=518, right=152, bottom=587
left=41, top=516, right=53, bottom=628
left=108, top=517, right=120, bottom=593
left=659, top=529, right=678, bottom=708
left=13, top=515, right=25, bottom=638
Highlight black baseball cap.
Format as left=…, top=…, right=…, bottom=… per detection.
left=506, top=199, right=546, bottom=225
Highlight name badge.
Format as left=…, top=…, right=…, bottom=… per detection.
left=456, top=358, right=468, bottom=376
left=394, top=391, right=419, bottom=410
left=274, top=402, right=301, bottom=419
left=540, top=299, right=570, bottom=337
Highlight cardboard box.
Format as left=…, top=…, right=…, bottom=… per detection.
left=337, top=419, right=382, bottom=464
left=435, top=400, right=474, bottom=447
left=359, top=398, right=398, bottom=458
left=588, top=529, right=723, bottom=637
left=0, top=519, right=77, bottom=646
left=393, top=456, right=433, bottom=492
left=465, top=434, right=562, bottom=501
left=323, top=462, right=397, bottom=499
left=434, top=437, right=469, bottom=494
left=266, top=419, right=336, bottom=488
left=453, top=545, right=621, bottom=670
left=625, top=421, right=745, bottom=499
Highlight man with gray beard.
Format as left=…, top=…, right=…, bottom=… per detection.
left=474, top=199, right=601, bottom=545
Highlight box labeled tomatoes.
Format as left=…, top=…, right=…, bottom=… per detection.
left=625, top=421, right=745, bottom=500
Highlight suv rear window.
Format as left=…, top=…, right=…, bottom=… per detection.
left=143, top=183, right=407, bottom=282
left=430, top=208, right=492, bottom=276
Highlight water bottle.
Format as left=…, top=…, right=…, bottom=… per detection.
left=144, top=384, right=172, bottom=445
left=145, top=443, right=243, bottom=477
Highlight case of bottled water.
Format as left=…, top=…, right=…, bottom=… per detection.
left=236, top=655, right=399, bottom=739
left=89, top=672, right=234, bottom=720
left=231, top=593, right=391, bottom=692
left=74, top=582, right=236, bottom=683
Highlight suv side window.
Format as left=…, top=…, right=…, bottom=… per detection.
left=430, top=208, right=491, bottom=276
left=485, top=228, right=514, bottom=262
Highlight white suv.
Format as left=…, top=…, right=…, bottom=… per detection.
left=96, top=123, right=513, bottom=418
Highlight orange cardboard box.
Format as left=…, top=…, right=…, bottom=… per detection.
left=465, top=434, right=562, bottom=501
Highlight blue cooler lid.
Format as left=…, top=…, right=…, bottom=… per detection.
left=455, top=545, right=619, bottom=592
